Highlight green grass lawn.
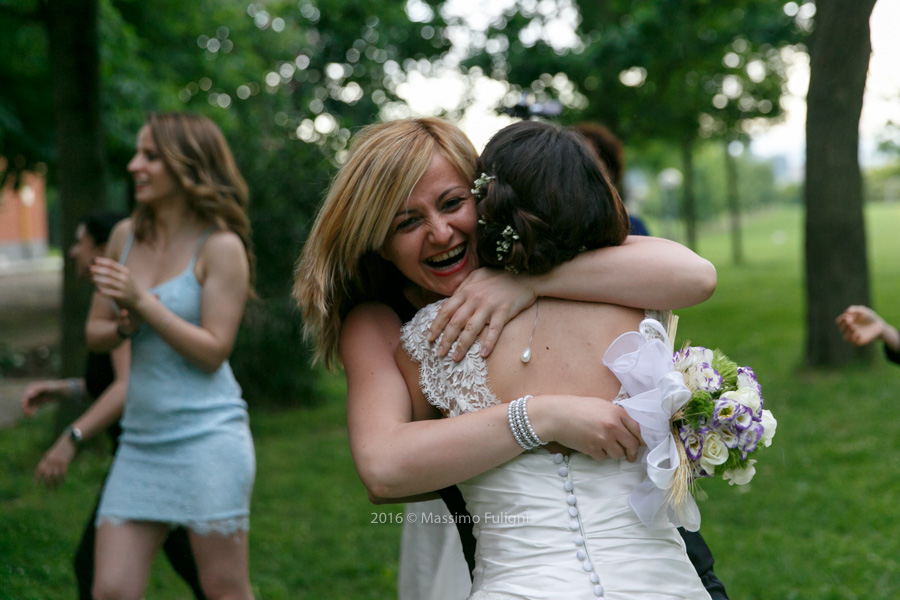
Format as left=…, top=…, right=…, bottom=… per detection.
left=3, top=203, right=900, bottom=599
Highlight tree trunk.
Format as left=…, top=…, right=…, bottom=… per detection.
left=43, top=0, right=106, bottom=391
left=724, top=142, right=743, bottom=266
left=680, top=139, right=697, bottom=251
left=804, top=0, right=877, bottom=366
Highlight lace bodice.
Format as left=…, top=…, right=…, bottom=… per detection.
left=401, top=300, right=500, bottom=417
left=401, top=300, right=671, bottom=415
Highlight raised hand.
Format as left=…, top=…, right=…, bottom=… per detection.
left=428, top=268, right=536, bottom=360
left=21, top=381, right=70, bottom=416
left=836, top=305, right=887, bottom=347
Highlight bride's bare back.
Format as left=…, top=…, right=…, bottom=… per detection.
left=486, top=298, right=644, bottom=404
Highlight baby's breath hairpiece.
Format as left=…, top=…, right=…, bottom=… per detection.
left=471, top=172, right=495, bottom=200
left=496, top=225, right=520, bottom=263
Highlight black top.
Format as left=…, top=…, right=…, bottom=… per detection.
left=885, top=343, right=900, bottom=366
left=84, top=351, right=122, bottom=451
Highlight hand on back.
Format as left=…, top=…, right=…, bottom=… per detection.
left=428, top=268, right=536, bottom=361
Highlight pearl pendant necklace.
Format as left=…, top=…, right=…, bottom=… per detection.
left=521, top=300, right=539, bottom=363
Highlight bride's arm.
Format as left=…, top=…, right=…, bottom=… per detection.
left=431, top=235, right=716, bottom=359
left=343, top=302, right=641, bottom=499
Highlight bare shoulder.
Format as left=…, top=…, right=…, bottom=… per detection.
left=106, top=218, right=134, bottom=260
left=340, top=303, right=403, bottom=363
left=199, top=229, right=248, bottom=271
left=342, top=302, right=402, bottom=343
left=203, top=229, right=246, bottom=257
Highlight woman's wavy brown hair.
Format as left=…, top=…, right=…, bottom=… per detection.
left=132, top=112, right=255, bottom=286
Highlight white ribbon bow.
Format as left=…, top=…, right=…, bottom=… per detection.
left=602, top=318, right=701, bottom=532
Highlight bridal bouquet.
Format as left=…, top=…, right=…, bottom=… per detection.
left=672, top=345, right=777, bottom=487
left=603, top=318, right=776, bottom=532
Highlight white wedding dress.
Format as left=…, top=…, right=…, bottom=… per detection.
left=402, top=301, right=712, bottom=600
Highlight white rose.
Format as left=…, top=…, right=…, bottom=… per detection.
left=723, top=459, right=757, bottom=486
left=759, top=409, right=777, bottom=447
left=699, top=431, right=728, bottom=475
left=721, top=388, right=762, bottom=417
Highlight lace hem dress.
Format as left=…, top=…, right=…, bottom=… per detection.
left=96, top=231, right=255, bottom=535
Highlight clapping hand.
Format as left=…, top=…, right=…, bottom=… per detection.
left=90, top=257, right=146, bottom=310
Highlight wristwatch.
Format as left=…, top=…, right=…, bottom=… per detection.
left=66, top=426, right=84, bottom=446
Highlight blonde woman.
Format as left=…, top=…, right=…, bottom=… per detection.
left=87, top=113, right=255, bottom=600
left=294, top=118, right=720, bottom=595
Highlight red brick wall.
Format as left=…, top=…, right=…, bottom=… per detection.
left=0, top=171, right=48, bottom=246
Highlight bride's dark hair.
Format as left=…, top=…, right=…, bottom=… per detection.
left=475, top=120, right=629, bottom=274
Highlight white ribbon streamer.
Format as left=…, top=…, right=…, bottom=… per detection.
left=602, top=318, right=701, bottom=532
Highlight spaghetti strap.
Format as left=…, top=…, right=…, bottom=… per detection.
left=119, top=233, right=135, bottom=265
left=189, top=226, right=218, bottom=267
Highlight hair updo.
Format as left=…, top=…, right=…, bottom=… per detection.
left=475, top=120, right=629, bottom=274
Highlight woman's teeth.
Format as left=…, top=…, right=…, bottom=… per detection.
left=426, top=245, right=466, bottom=268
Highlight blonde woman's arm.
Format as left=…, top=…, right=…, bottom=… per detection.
left=430, top=235, right=716, bottom=359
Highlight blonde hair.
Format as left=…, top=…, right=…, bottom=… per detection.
left=133, top=112, right=255, bottom=285
left=293, top=117, right=477, bottom=369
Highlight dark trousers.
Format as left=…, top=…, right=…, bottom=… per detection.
left=74, top=495, right=206, bottom=600
left=679, top=527, right=729, bottom=600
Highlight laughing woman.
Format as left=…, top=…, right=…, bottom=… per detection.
left=86, top=113, right=255, bottom=600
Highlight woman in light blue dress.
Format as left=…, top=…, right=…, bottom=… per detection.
left=86, top=112, right=255, bottom=600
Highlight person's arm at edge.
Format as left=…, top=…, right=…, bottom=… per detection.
left=68, top=342, right=129, bottom=441
left=34, top=343, right=129, bottom=486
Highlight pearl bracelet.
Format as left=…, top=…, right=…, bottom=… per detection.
left=508, top=395, right=547, bottom=451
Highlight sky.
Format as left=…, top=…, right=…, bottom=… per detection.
left=750, top=0, right=900, bottom=174
left=401, top=1, right=900, bottom=177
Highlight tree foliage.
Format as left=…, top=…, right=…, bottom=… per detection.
left=0, top=0, right=452, bottom=404
left=447, top=0, right=808, bottom=249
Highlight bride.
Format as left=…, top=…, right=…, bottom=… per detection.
left=397, top=120, right=712, bottom=599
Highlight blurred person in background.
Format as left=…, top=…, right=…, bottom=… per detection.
left=21, top=210, right=205, bottom=600
left=87, top=112, right=255, bottom=600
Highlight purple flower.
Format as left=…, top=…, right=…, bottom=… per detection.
left=733, top=405, right=754, bottom=431
left=714, top=397, right=740, bottom=425
left=738, top=366, right=762, bottom=396
left=737, top=422, right=764, bottom=457
left=718, top=425, right=740, bottom=449
left=685, top=362, right=723, bottom=393
left=680, top=426, right=703, bottom=461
